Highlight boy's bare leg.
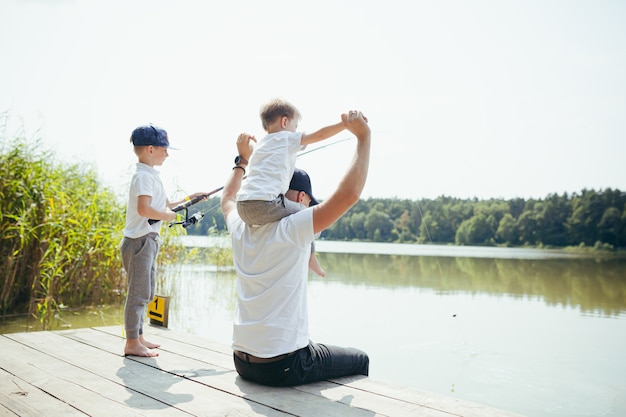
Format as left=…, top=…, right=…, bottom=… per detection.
left=124, top=338, right=159, bottom=357
left=139, top=334, right=161, bottom=349
left=309, top=253, right=326, bottom=277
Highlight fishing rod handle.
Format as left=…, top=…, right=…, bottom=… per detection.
left=146, top=186, right=226, bottom=225
left=172, top=194, right=207, bottom=212
left=147, top=193, right=209, bottom=224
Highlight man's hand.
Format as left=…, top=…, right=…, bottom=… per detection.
left=342, top=110, right=370, bottom=138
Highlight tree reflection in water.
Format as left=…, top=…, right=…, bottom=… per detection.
left=316, top=253, right=626, bottom=318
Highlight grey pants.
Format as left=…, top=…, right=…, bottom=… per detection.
left=237, top=195, right=302, bottom=227
left=121, top=233, right=160, bottom=339
left=237, top=196, right=317, bottom=255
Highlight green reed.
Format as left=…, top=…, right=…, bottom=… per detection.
left=0, top=122, right=126, bottom=328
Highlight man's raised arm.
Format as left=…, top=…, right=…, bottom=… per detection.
left=312, top=111, right=371, bottom=234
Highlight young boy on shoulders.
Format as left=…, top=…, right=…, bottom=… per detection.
left=235, top=99, right=347, bottom=277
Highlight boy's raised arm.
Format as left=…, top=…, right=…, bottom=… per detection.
left=300, top=120, right=345, bottom=146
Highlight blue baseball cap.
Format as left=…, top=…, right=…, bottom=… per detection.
left=130, top=124, right=178, bottom=149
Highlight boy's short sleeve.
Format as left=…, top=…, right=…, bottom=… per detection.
left=134, top=172, right=156, bottom=197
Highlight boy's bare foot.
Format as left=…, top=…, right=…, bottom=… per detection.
left=309, top=254, right=326, bottom=277
left=124, top=339, right=159, bottom=357
left=139, top=335, right=161, bottom=349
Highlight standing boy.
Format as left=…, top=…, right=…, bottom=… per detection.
left=121, top=124, right=206, bottom=357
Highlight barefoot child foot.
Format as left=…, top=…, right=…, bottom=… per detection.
left=139, top=335, right=160, bottom=349
left=124, top=339, right=159, bottom=357
left=309, top=253, right=326, bottom=277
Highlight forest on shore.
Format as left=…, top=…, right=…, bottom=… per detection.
left=188, top=189, right=626, bottom=250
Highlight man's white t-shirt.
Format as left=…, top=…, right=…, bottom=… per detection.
left=236, top=131, right=304, bottom=202
left=226, top=207, right=315, bottom=357
left=123, top=163, right=167, bottom=238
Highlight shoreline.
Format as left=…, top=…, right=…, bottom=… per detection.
left=178, top=235, right=619, bottom=260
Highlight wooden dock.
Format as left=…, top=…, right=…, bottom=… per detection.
left=1, top=325, right=523, bottom=416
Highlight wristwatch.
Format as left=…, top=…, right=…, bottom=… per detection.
left=234, top=155, right=248, bottom=165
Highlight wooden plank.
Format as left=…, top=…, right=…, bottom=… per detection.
left=0, top=403, right=18, bottom=417
left=59, top=328, right=393, bottom=417
left=97, top=325, right=232, bottom=356
left=66, top=327, right=480, bottom=417
left=293, top=380, right=449, bottom=417
left=0, top=335, right=184, bottom=417
left=329, top=376, right=524, bottom=417
left=1, top=327, right=524, bottom=417
left=136, top=326, right=523, bottom=417
left=0, top=403, right=19, bottom=417
left=93, top=325, right=234, bottom=370
left=0, top=367, right=87, bottom=417
left=6, top=331, right=291, bottom=417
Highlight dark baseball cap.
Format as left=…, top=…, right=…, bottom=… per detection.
left=130, top=124, right=178, bottom=149
left=289, top=168, right=319, bottom=206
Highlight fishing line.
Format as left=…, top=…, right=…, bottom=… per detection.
left=296, top=136, right=353, bottom=157
left=415, top=201, right=465, bottom=321
left=414, top=201, right=447, bottom=292
left=415, top=199, right=476, bottom=393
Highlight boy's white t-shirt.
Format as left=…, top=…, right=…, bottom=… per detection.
left=123, top=163, right=167, bottom=238
left=236, top=131, right=304, bottom=202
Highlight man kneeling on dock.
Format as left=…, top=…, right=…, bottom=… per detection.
left=220, top=110, right=371, bottom=386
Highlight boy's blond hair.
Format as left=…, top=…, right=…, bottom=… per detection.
left=260, top=98, right=301, bottom=131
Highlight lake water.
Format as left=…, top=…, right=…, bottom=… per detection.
left=168, top=238, right=626, bottom=417
left=2, top=239, right=625, bottom=416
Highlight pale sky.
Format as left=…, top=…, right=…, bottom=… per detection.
left=1, top=0, right=625, bottom=202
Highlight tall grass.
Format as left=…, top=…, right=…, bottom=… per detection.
left=0, top=119, right=126, bottom=328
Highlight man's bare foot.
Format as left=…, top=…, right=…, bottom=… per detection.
left=124, top=339, right=159, bottom=357
left=309, top=254, right=326, bottom=277
left=139, top=335, right=160, bottom=349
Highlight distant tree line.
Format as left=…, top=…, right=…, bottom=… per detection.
left=186, top=188, right=626, bottom=249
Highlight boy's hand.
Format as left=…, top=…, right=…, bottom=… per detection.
left=236, top=133, right=256, bottom=162
left=188, top=192, right=209, bottom=202
left=165, top=208, right=176, bottom=222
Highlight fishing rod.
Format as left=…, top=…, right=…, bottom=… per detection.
left=148, top=136, right=354, bottom=228
left=147, top=184, right=224, bottom=227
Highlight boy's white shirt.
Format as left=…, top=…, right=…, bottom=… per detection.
left=123, top=162, right=167, bottom=238
left=236, top=131, right=304, bottom=202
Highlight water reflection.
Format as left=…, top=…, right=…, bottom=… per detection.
left=318, top=253, right=626, bottom=317
left=156, top=266, right=238, bottom=337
